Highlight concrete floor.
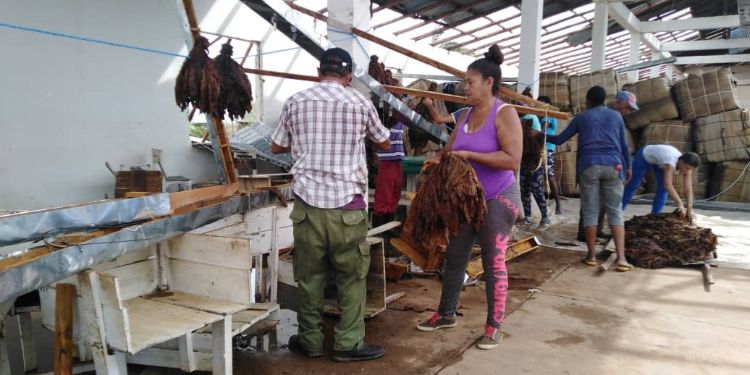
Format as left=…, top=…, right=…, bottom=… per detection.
left=4, top=199, right=749, bottom=374
left=441, top=265, right=750, bottom=375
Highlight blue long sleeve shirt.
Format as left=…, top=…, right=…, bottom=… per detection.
left=547, top=106, right=631, bottom=179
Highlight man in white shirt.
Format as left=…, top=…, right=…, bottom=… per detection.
left=622, top=144, right=701, bottom=220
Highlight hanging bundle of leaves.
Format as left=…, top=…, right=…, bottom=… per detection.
left=624, top=211, right=718, bottom=269
left=404, top=153, right=487, bottom=252
left=521, top=118, right=545, bottom=172
left=215, top=41, right=253, bottom=121
left=175, top=36, right=222, bottom=118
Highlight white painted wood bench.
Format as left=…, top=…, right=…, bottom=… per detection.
left=38, top=203, right=290, bottom=373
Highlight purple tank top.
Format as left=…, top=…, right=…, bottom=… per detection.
left=451, top=99, right=515, bottom=200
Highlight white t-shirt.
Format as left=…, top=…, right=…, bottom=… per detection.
left=643, top=145, right=681, bottom=169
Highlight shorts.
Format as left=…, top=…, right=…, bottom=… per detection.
left=546, top=149, right=555, bottom=177
left=579, top=165, right=624, bottom=227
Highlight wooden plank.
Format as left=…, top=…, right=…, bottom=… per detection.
left=389, top=237, right=428, bottom=270
left=103, top=260, right=157, bottom=301
left=140, top=291, right=249, bottom=315
left=127, top=347, right=212, bottom=372
left=189, top=214, right=244, bottom=234
left=17, top=312, right=37, bottom=372
left=92, top=246, right=154, bottom=273
left=54, top=284, right=75, bottom=375
left=124, top=298, right=222, bottom=354
left=168, top=183, right=239, bottom=215
left=244, top=207, right=275, bottom=234
left=385, top=291, right=407, bottom=304
left=239, top=176, right=271, bottom=193
left=168, top=259, right=252, bottom=305
left=168, top=233, right=252, bottom=269
left=0, top=247, right=53, bottom=272
left=367, top=221, right=401, bottom=237
left=212, top=317, right=232, bottom=375
left=275, top=226, right=294, bottom=251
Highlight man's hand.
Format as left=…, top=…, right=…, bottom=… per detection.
left=421, top=97, right=433, bottom=107
left=624, top=168, right=632, bottom=185
left=422, top=156, right=440, bottom=171
left=451, top=150, right=472, bottom=160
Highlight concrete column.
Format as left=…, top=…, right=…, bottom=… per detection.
left=627, top=32, right=641, bottom=83
left=517, top=0, right=544, bottom=97
left=650, top=52, right=661, bottom=78
left=327, top=0, right=370, bottom=73
left=591, top=0, right=609, bottom=71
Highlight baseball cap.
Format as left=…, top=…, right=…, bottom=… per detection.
left=615, top=90, right=639, bottom=111
left=320, top=47, right=353, bottom=73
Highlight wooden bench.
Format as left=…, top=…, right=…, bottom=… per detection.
left=39, top=204, right=289, bottom=374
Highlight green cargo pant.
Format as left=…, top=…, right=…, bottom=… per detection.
left=289, top=199, right=370, bottom=352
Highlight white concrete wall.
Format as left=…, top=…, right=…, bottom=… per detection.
left=0, top=0, right=218, bottom=210
left=0, top=0, right=505, bottom=210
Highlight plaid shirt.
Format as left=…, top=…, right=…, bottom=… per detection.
left=271, top=80, right=390, bottom=209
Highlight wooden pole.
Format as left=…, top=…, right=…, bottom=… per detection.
left=284, top=1, right=559, bottom=111
left=181, top=0, right=237, bottom=184
left=54, top=283, right=75, bottom=375
left=242, top=67, right=571, bottom=120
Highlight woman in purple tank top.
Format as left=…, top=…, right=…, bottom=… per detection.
left=416, top=45, right=522, bottom=350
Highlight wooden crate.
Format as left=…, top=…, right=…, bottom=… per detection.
left=115, top=170, right=162, bottom=198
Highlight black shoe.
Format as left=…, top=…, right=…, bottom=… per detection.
left=288, top=335, right=323, bottom=358
left=332, top=342, right=385, bottom=362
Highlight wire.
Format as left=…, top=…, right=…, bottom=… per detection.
left=0, top=21, right=189, bottom=58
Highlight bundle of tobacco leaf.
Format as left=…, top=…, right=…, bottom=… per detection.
left=175, top=36, right=222, bottom=118
left=214, top=41, right=253, bottom=121
left=521, top=118, right=545, bottom=172
left=625, top=211, right=718, bottom=269
left=404, top=153, right=487, bottom=251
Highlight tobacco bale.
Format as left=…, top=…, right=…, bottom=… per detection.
left=624, top=211, right=718, bottom=269
left=404, top=153, right=487, bottom=253
left=175, top=36, right=222, bottom=118
left=215, top=42, right=253, bottom=121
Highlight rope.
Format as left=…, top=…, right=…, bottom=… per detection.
left=699, top=161, right=750, bottom=202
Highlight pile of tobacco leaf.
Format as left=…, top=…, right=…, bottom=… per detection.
left=214, top=42, right=253, bottom=120
left=625, top=211, right=718, bottom=269
left=404, top=152, right=487, bottom=251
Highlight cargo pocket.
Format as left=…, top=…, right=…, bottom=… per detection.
left=341, top=210, right=366, bottom=246
left=290, top=203, right=308, bottom=282
left=358, top=241, right=371, bottom=279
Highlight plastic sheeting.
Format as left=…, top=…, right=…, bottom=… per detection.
left=0, top=193, right=170, bottom=247
left=0, top=188, right=293, bottom=304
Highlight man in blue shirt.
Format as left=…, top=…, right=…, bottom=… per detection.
left=538, top=96, right=563, bottom=214
left=546, top=86, right=632, bottom=271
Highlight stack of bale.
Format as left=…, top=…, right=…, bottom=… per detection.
left=621, top=76, right=710, bottom=198
left=569, top=69, right=619, bottom=114
left=675, top=67, right=750, bottom=203
left=538, top=72, right=571, bottom=111
left=552, top=118, right=578, bottom=197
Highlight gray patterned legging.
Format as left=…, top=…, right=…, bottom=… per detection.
left=437, top=190, right=520, bottom=328
left=520, top=166, right=548, bottom=220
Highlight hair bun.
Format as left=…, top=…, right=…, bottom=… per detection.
left=483, top=45, right=504, bottom=65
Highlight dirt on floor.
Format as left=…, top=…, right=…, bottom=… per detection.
left=234, top=246, right=581, bottom=375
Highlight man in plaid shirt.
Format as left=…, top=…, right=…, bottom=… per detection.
left=272, top=48, right=391, bottom=362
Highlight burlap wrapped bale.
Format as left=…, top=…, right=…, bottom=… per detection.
left=553, top=118, right=577, bottom=152
left=708, top=161, right=750, bottom=203
left=622, top=78, right=679, bottom=130
left=694, top=108, right=750, bottom=163
left=569, top=69, right=619, bottom=114
left=674, top=67, right=740, bottom=122
left=539, top=72, right=570, bottom=111
left=639, top=120, right=693, bottom=153
left=554, top=151, right=579, bottom=197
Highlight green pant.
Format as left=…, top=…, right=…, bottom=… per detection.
left=289, top=199, right=370, bottom=352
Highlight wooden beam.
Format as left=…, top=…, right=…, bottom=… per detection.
left=181, top=0, right=237, bottom=184
left=54, top=283, right=75, bottom=375
left=169, top=183, right=239, bottom=215
left=241, top=66, right=571, bottom=119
